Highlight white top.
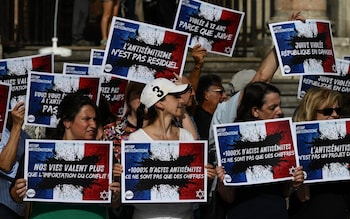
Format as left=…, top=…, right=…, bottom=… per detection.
left=128, top=127, right=194, bottom=219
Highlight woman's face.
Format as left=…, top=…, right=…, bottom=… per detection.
left=64, top=105, right=97, bottom=140
left=162, top=94, right=185, bottom=117
left=315, top=102, right=341, bottom=120
left=254, top=92, right=283, bottom=120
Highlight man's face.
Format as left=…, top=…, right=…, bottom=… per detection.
left=181, top=85, right=195, bottom=106
left=205, top=85, right=224, bottom=107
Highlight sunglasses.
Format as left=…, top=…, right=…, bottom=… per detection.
left=316, top=107, right=342, bottom=116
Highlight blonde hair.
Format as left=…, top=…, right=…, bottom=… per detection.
left=293, top=87, right=343, bottom=122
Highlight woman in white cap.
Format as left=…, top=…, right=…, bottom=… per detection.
left=128, top=78, right=214, bottom=219
left=129, top=78, right=193, bottom=141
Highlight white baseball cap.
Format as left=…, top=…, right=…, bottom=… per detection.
left=140, top=78, right=189, bottom=108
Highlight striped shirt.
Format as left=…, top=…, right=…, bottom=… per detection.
left=0, top=128, right=29, bottom=216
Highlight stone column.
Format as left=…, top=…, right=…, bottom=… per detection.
left=270, top=0, right=349, bottom=60
left=336, top=0, right=350, bottom=37
left=263, top=0, right=350, bottom=79
left=256, top=0, right=329, bottom=59
left=271, top=0, right=329, bottom=22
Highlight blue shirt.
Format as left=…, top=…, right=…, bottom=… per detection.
left=0, top=128, right=30, bottom=216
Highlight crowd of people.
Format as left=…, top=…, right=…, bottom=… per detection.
left=2, top=9, right=350, bottom=219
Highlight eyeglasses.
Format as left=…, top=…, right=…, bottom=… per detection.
left=316, top=107, right=342, bottom=116
left=208, top=88, right=224, bottom=95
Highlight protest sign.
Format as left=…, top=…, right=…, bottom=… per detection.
left=121, top=140, right=207, bottom=203
left=89, top=49, right=105, bottom=66
left=298, top=59, right=350, bottom=98
left=63, top=62, right=127, bottom=117
left=174, top=0, right=244, bottom=56
left=213, top=118, right=298, bottom=186
left=0, top=53, right=53, bottom=110
left=269, top=20, right=337, bottom=76
left=102, top=17, right=190, bottom=83
left=0, top=82, right=11, bottom=141
left=24, top=139, right=113, bottom=203
left=294, top=119, right=350, bottom=183
left=25, top=71, right=101, bottom=127
left=63, top=62, right=103, bottom=75
left=344, top=56, right=350, bottom=61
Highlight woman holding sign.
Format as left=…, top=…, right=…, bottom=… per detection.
left=127, top=78, right=216, bottom=219
left=103, top=81, right=146, bottom=219
left=10, top=92, right=120, bottom=219
left=215, top=82, right=304, bottom=219
left=289, top=87, right=349, bottom=219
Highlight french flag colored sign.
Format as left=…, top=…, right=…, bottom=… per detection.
left=174, top=0, right=244, bottom=57
left=294, top=119, right=350, bottom=183
left=213, top=118, right=298, bottom=186
left=25, top=71, right=101, bottom=128
left=298, top=59, right=350, bottom=99
left=269, top=20, right=337, bottom=76
left=0, top=82, right=11, bottom=141
left=63, top=62, right=128, bottom=117
left=89, top=49, right=105, bottom=66
left=121, top=141, right=207, bottom=203
left=24, top=139, right=113, bottom=203
left=63, top=62, right=102, bottom=75
left=102, top=17, right=190, bottom=84
left=0, top=53, right=53, bottom=110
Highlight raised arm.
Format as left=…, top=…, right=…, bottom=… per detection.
left=0, top=102, right=25, bottom=172
left=188, top=44, right=207, bottom=91
left=251, top=47, right=279, bottom=83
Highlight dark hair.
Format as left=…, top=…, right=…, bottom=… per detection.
left=145, top=105, right=158, bottom=125
left=136, top=103, right=146, bottom=129
left=341, top=93, right=350, bottom=118
left=196, top=74, right=222, bottom=104
left=53, top=92, right=99, bottom=139
left=125, top=81, right=145, bottom=114
left=235, top=82, right=281, bottom=122
left=124, top=81, right=146, bottom=128
left=98, top=95, right=117, bottom=126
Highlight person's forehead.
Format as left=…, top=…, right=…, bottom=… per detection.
left=263, top=92, right=280, bottom=103
left=318, top=101, right=338, bottom=108
left=209, top=83, right=223, bottom=88
left=78, top=105, right=96, bottom=113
